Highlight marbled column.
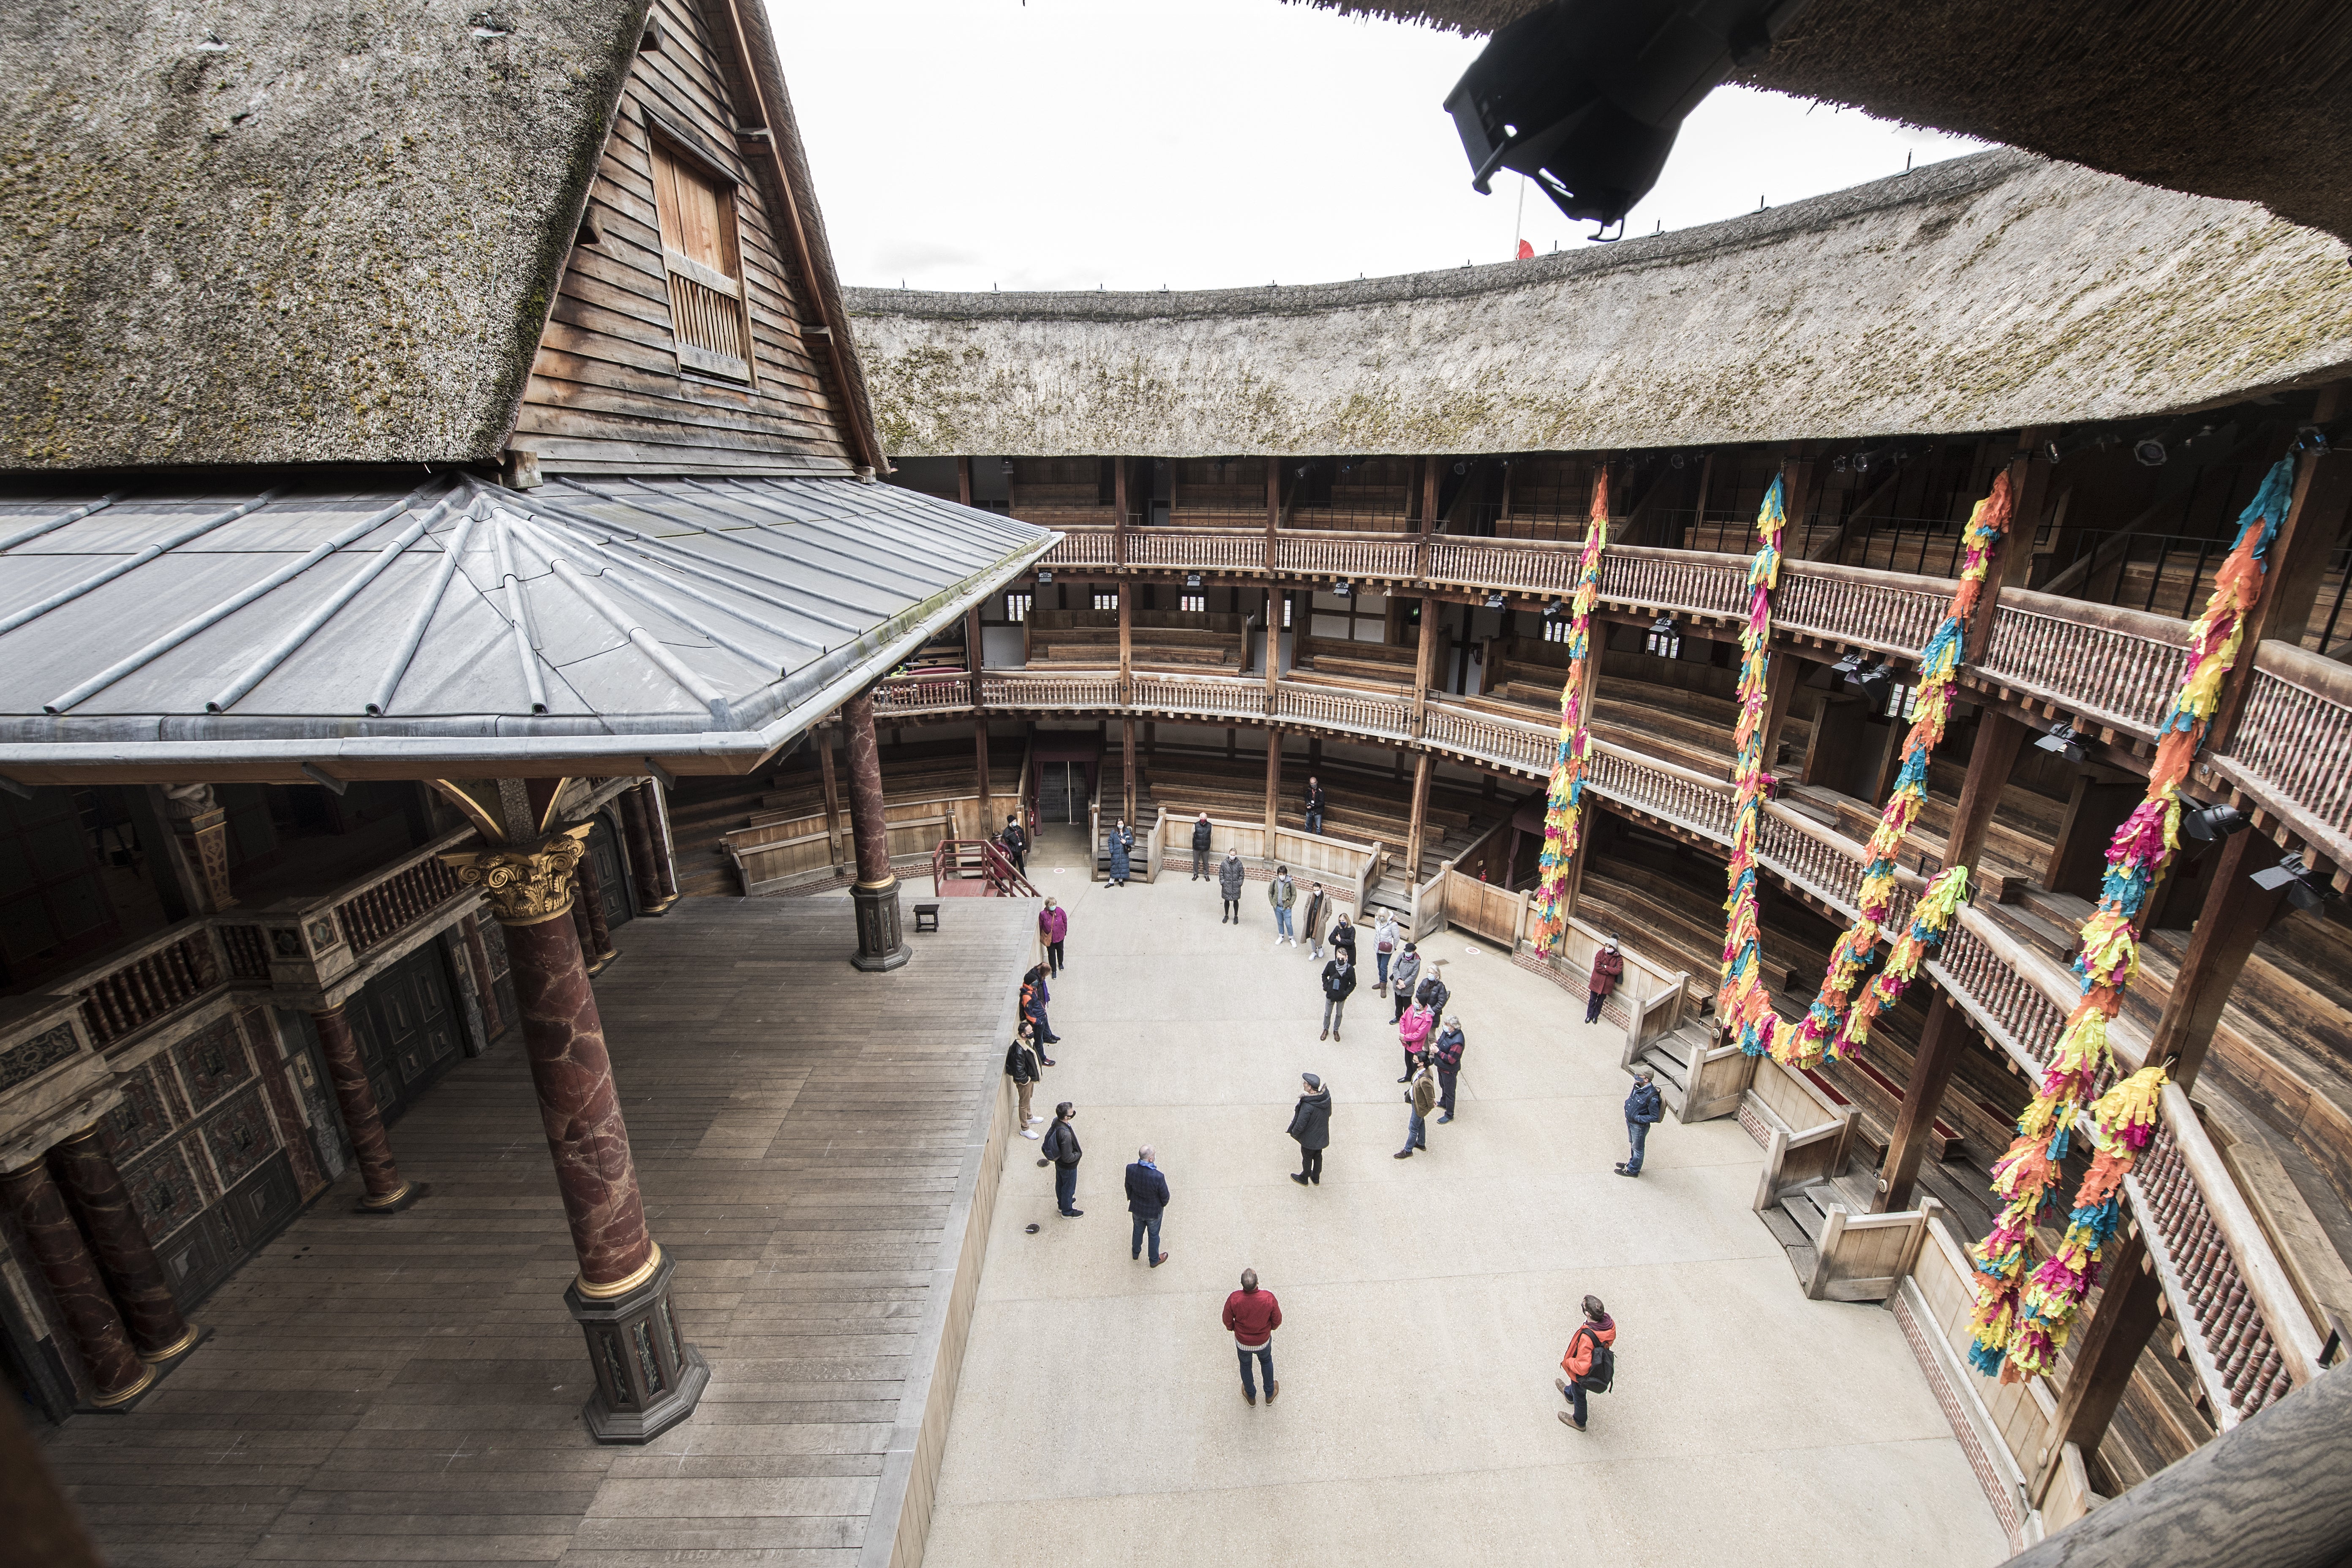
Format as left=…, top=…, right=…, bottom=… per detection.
left=842, top=690, right=909, bottom=971
left=843, top=690, right=893, bottom=885
left=47, top=1128, right=193, bottom=1360
left=499, top=904, right=653, bottom=1288
left=618, top=787, right=668, bottom=912
left=0, top=1159, right=150, bottom=1405
left=574, top=861, right=616, bottom=970
left=309, top=1004, right=411, bottom=1208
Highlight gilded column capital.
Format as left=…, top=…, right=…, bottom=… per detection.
left=441, top=826, right=592, bottom=927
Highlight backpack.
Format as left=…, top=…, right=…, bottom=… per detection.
left=1578, top=1329, right=1616, bottom=1394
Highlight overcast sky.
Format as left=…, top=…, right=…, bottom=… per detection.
left=768, top=0, right=1989, bottom=294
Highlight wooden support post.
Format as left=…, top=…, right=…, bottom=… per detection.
left=1413, top=597, right=1442, bottom=734
left=1801, top=696, right=1867, bottom=792
left=2028, top=1230, right=2161, bottom=1507
left=956, top=456, right=973, bottom=507
left=1122, top=718, right=1137, bottom=825
left=2048, top=774, right=2142, bottom=900
left=1113, top=455, right=1130, bottom=567
left=1946, top=710, right=2027, bottom=874
left=1966, top=434, right=2051, bottom=665
left=1405, top=751, right=1433, bottom=887
left=1688, top=454, right=1715, bottom=548
left=965, top=604, right=984, bottom=676
left=1266, top=456, right=1282, bottom=570
left=1263, top=729, right=1282, bottom=844
left=2143, top=829, right=2291, bottom=1093
left=1265, top=587, right=1283, bottom=694
left=1423, top=457, right=1443, bottom=533
left=1117, top=584, right=1132, bottom=691
left=974, top=721, right=992, bottom=827
left=1761, top=650, right=1804, bottom=775
left=1873, top=995, right=1966, bottom=1212
left=817, top=728, right=849, bottom=875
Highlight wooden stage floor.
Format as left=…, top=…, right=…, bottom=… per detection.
left=41, top=893, right=1033, bottom=1567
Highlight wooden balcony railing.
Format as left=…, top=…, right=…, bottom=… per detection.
left=1128, top=674, right=1266, bottom=722
left=74, top=928, right=224, bottom=1048
left=2126, top=1083, right=2325, bottom=1429
left=1599, top=546, right=1751, bottom=621
left=1040, top=529, right=1118, bottom=568
left=1927, top=910, right=2069, bottom=1077
left=331, top=835, right=474, bottom=956
left=1976, top=588, right=2193, bottom=742
left=2211, top=639, right=2352, bottom=874
left=1582, top=743, right=1737, bottom=842
left=1125, top=528, right=1266, bottom=572
left=1424, top=537, right=1584, bottom=596
left=1272, top=532, right=1422, bottom=580
left=1421, top=703, right=1555, bottom=773
left=978, top=672, right=1122, bottom=710
left=1275, top=683, right=1413, bottom=740
left=1777, top=562, right=1954, bottom=661
left=874, top=673, right=977, bottom=715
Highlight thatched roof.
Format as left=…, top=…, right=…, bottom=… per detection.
left=0, top=0, right=885, bottom=475
left=1296, top=0, right=2352, bottom=246
left=845, top=151, right=2352, bottom=460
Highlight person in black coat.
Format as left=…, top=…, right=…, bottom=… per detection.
left=1287, top=1073, right=1332, bottom=1187
left=1005, top=1026, right=1045, bottom=1139
left=1000, top=814, right=1029, bottom=875
left=1329, top=912, right=1357, bottom=966
left=1125, top=1146, right=1171, bottom=1265
left=1431, top=1016, right=1465, bottom=1123
left=1042, top=1102, right=1083, bottom=1216
left=1303, top=776, right=1327, bottom=836
left=1416, top=967, right=1450, bottom=1024
left=1190, top=812, right=1214, bottom=880
left=1319, top=953, right=1356, bottom=1041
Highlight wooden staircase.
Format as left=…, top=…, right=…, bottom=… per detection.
left=932, top=838, right=1038, bottom=898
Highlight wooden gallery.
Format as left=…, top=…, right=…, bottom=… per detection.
left=2, top=0, right=2349, bottom=1564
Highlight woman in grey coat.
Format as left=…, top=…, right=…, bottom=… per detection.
left=1217, top=850, right=1246, bottom=924
left=1287, top=1073, right=1332, bottom=1187
left=1390, top=944, right=1422, bottom=1023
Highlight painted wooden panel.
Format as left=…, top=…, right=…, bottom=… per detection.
left=512, top=0, right=854, bottom=476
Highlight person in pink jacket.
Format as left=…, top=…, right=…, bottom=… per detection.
left=1039, top=898, right=1068, bottom=976
left=1396, top=1000, right=1435, bottom=1083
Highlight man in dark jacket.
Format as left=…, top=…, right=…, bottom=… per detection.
left=1001, top=814, right=1029, bottom=875
left=1319, top=952, right=1356, bottom=1041
left=1587, top=938, right=1625, bottom=1025
left=1302, top=776, right=1326, bottom=836
left=1190, top=812, right=1213, bottom=879
left=1006, top=1027, right=1044, bottom=1139
left=1287, top=1073, right=1331, bottom=1186
left=1431, top=1015, right=1466, bottom=1123
left=1390, top=944, right=1422, bottom=1023
left=1218, top=849, right=1246, bottom=923
left=1043, top=1102, right=1083, bottom=1216
left=1415, top=965, right=1450, bottom=1024
left=1618, top=1071, right=1664, bottom=1177
left=1125, top=1146, right=1170, bottom=1266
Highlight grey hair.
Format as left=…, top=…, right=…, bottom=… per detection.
left=1139, top=1144, right=1154, bottom=1162
left=1635, top=1069, right=1654, bottom=1083
left=1240, top=1268, right=1259, bottom=1290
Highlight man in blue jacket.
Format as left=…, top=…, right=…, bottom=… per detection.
left=1126, top=1146, right=1171, bottom=1265
left=1618, top=1070, right=1664, bottom=1177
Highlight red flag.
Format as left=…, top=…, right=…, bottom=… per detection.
left=1516, top=239, right=1534, bottom=260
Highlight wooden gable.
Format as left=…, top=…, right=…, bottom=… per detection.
left=512, top=0, right=857, bottom=476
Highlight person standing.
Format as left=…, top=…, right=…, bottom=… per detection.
left=1396, top=999, right=1433, bottom=1083
left=1587, top=937, right=1625, bottom=1026
left=1269, top=866, right=1298, bottom=946
left=1125, top=1146, right=1170, bottom=1266
left=1619, top=1070, right=1664, bottom=1177
left=1302, top=775, right=1327, bottom=836
left=1329, top=911, right=1356, bottom=970
left=1287, top=1073, right=1331, bottom=1187
left=1038, top=897, right=1068, bottom=976
left=1555, top=1295, right=1617, bottom=1431
left=1319, top=950, right=1355, bottom=1041
left=1043, top=1102, right=1083, bottom=1217
left=1389, top=943, right=1422, bottom=1023
left=1222, top=1269, right=1282, bottom=1405
left=1372, top=911, right=1399, bottom=996
left=1432, top=1014, right=1465, bottom=1124
left=1302, top=882, right=1329, bottom=959
left=1219, top=849, right=1246, bottom=924
left=1190, top=812, right=1213, bottom=880
left=1107, top=818, right=1135, bottom=887
left=1414, top=962, right=1450, bottom=1025
left=1006, top=1027, right=1045, bottom=1140
left=1020, top=965, right=1059, bottom=1060
left=1001, top=813, right=1029, bottom=876
left=1394, top=1057, right=1437, bottom=1158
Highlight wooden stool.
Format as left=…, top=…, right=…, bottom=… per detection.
left=913, top=902, right=941, bottom=933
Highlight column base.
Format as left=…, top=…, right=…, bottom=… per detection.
left=565, top=1249, right=709, bottom=1445
left=356, top=1179, right=430, bottom=1214
left=80, top=1361, right=157, bottom=1413
left=850, top=879, right=910, bottom=972
left=585, top=951, right=620, bottom=976
left=635, top=893, right=681, bottom=917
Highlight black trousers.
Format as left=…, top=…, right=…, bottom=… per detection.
left=1046, top=940, right=1064, bottom=975
left=1298, top=1146, right=1322, bottom=1183
left=1222, top=898, right=1239, bottom=922
left=1438, top=1067, right=1458, bottom=1114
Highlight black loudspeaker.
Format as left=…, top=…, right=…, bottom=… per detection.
left=1445, top=0, right=1811, bottom=231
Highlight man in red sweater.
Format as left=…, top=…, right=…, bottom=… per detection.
left=1222, top=1269, right=1282, bottom=1406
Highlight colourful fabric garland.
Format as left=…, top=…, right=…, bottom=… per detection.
left=1716, top=477, right=1786, bottom=1053
left=1530, top=472, right=1611, bottom=950
left=1968, top=457, right=2298, bottom=1382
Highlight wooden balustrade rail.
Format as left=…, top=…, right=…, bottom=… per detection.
left=75, top=930, right=221, bottom=1048
left=2212, top=639, right=2352, bottom=876
left=1584, top=743, right=1737, bottom=841
left=1272, top=533, right=1421, bottom=580
left=1125, top=529, right=1266, bottom=572
left=333, top=841, right=472, bottom=956
left=1977, top=588, right=2193, bottom=741
left=1777, top=561, right=1953, bottom=659
left=1928, top=910, right=2068, bottom=1076
left=1600, top=546, right=1751, bottom=620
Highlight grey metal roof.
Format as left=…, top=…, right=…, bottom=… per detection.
left=0, top=475, right=1052, bottom=781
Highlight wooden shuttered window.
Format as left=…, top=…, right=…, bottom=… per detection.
left=648, top=136, right=755, bottom=384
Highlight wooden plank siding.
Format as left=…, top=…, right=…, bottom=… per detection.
left=512, top=0, right=856, bottom=477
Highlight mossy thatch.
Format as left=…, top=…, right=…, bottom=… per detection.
left=0, top=0, right=649, bottom=470
left=846, top=151, right=2352, bottom=460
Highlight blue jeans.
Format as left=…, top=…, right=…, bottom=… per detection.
left=1561, top=1375, right=1587, bottom=1425
left=1275, top=907, right=1293, bottom=939
left=1131, top=1211, right=1162, bottom=1259
left=1236, top=1342, right=1274, bottom=1396
left=1405, top=1106, right=1426, bottom=1150
left=1625, top=1118, right=1650, bottom=1174
left=1055, top=1163, right=1078, bottom=1214
left=1376, top=950, right=1391, bottom=987
left=1305, top=810, right=1323, bottom=835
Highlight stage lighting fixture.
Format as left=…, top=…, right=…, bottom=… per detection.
left=1544, top=598, right=1568, bottom=619
left=1036, top=570, right=1054, bottom=585
left=1454, top=460, right=1470, bottom=475
left=1670, top=452, right=1686, bottom=470
left=2181, top=803, right=2249, bottom=843
left=1850, top=659, right=1894, bottom=705
left=1484, top=592, right=1508, bottom=610
left=2133, top=434, right=2168, bottom=467
left=1185, top=572, right=1203, bottom=588
left=2035, top=721, right=2087, bottom=764
left=2251, top=853, right=2334, bottom=912
left=1335, top=579, right=1354, bottom=598
left=1647, top=614, right=1681, bottom=658
left=1446, top=0, right=1813, bottom=232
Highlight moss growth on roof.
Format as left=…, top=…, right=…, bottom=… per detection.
left=847, top=152, right=2352, bottom=459
left=0, top=0, right=648, bottom=469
